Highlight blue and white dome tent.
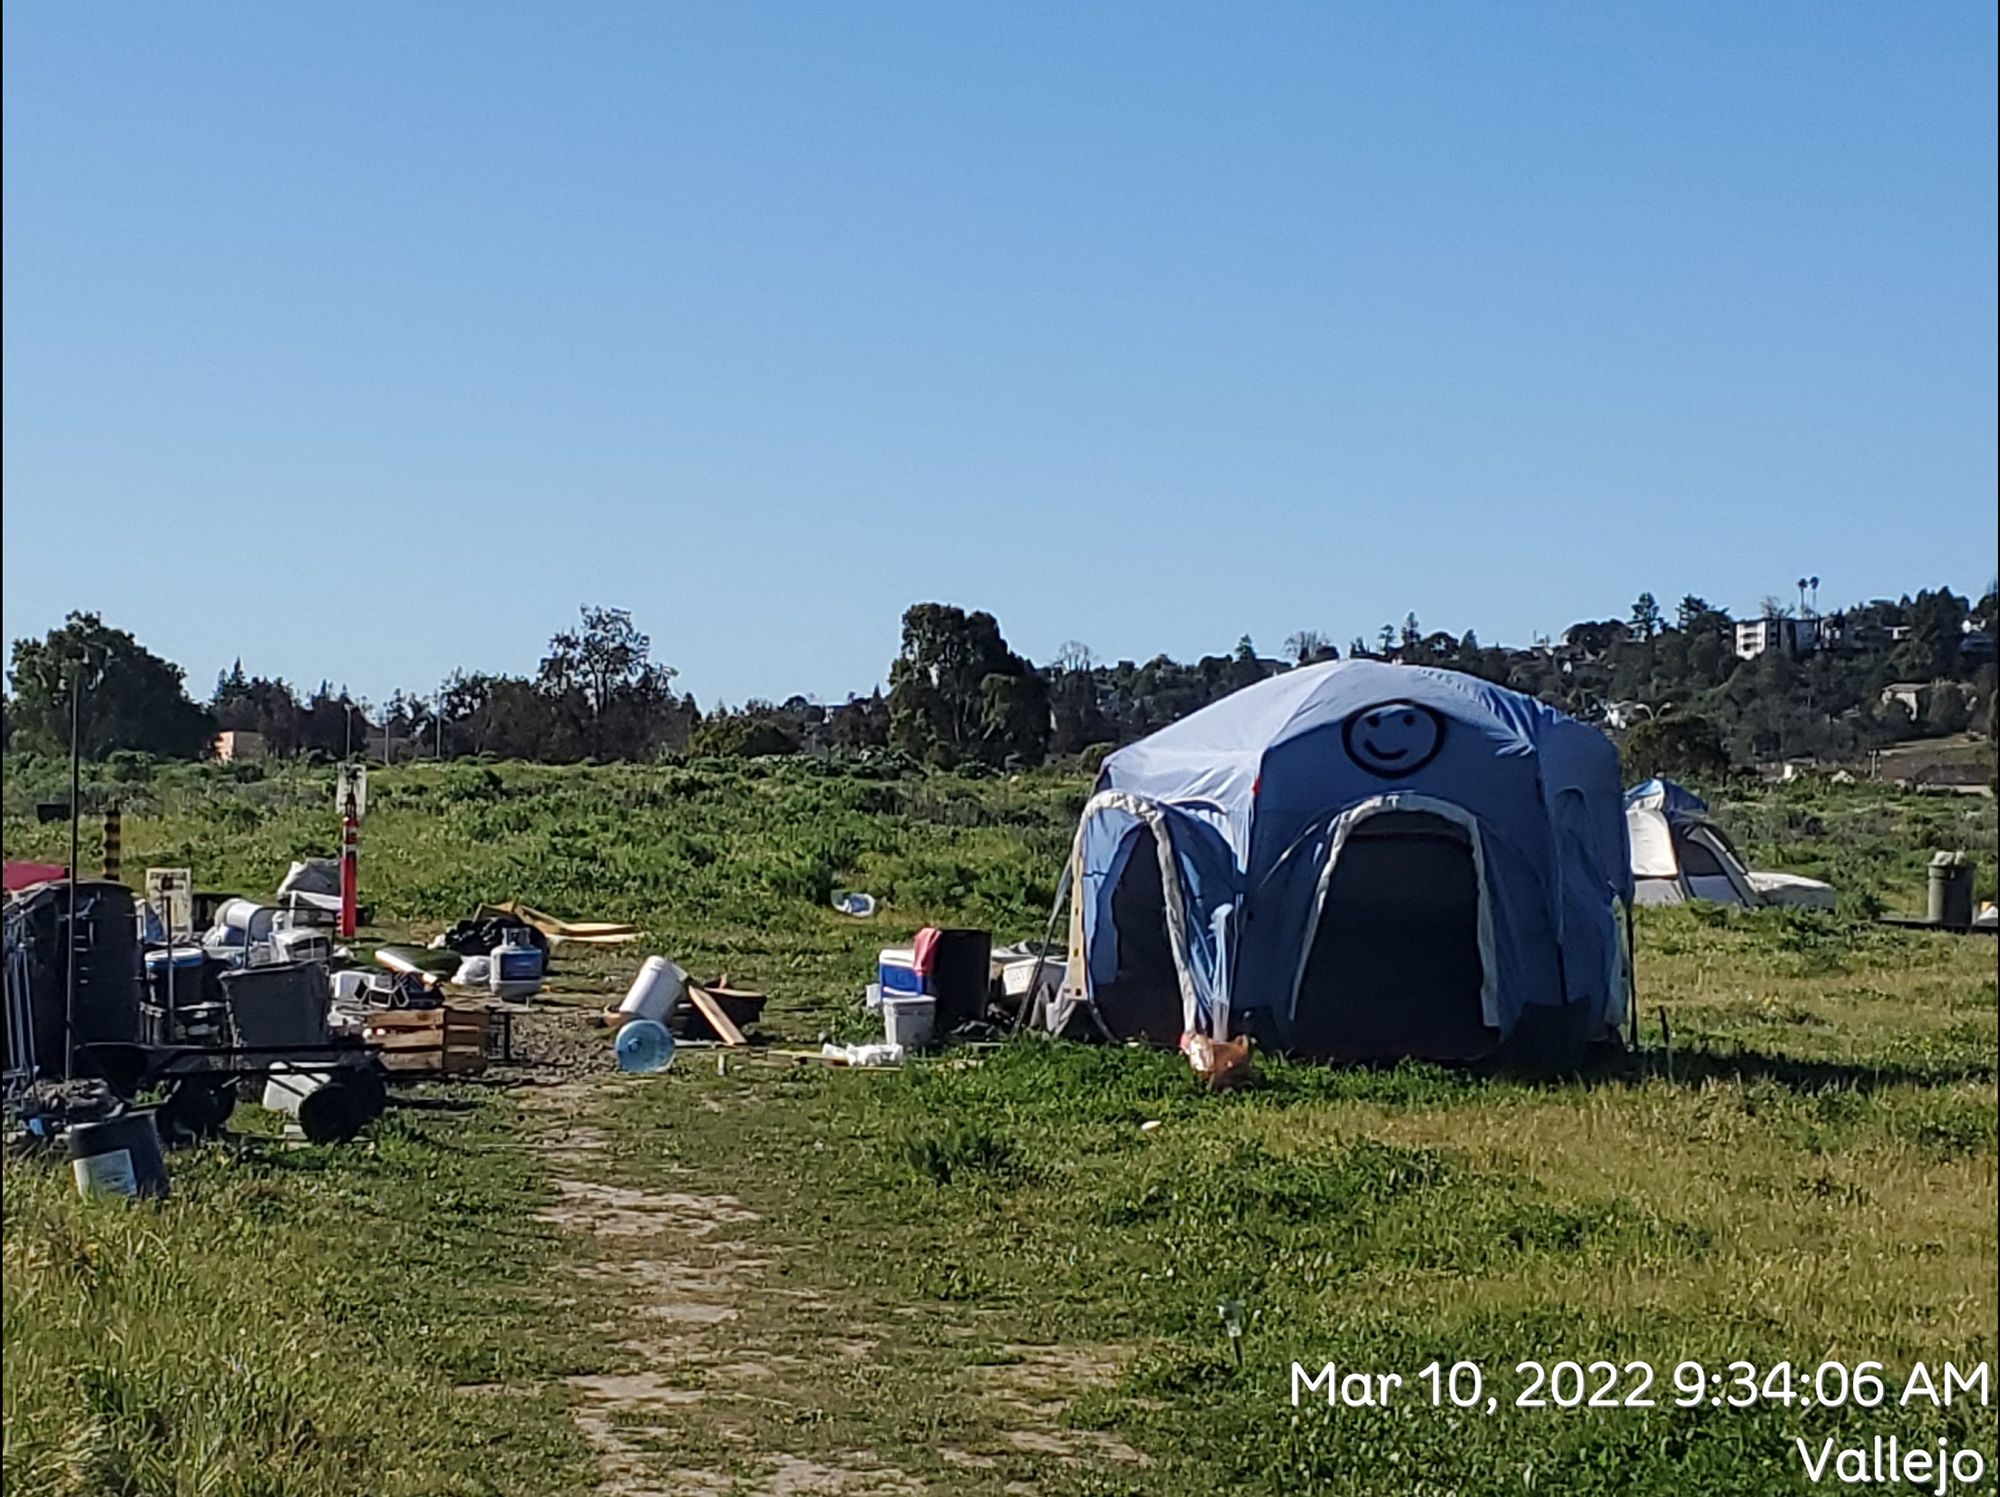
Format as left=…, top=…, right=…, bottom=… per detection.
left=1050, top=660, right=1634, bottom=1064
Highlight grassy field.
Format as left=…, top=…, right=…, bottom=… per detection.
left=3, top=755, right=1996, bottom=1495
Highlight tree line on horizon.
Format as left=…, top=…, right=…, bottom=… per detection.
left=3, top=585, right=1996, bottom=779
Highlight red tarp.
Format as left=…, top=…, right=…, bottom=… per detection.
left=3, top=861, right=68, bottom=893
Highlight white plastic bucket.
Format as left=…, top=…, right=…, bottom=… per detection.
left=619, top=956, right=687, bottom=1023
left=263, top=1064, right=336, bottom=1118
left=261, top=1064, right=369, bottom=1144
left=882, top=994, right=936, bottom=1050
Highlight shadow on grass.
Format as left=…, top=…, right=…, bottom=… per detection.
left=386, top=1095, right=480, bottom=1114
left=1614, top=1043, right=1995, bottom=1094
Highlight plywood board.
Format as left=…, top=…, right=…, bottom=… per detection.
left=685, top=984, right=747, bottom=1046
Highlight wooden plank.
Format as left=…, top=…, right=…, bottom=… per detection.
left=375, top=1046, right=484, bottom=1075
left=685, top=984, right=747, bottom=1046
left=363, top=1007, right=490, bottom=1032
left=361, top=1010, right=446, bottom=1032
left=379, top=1052, right=441, bottom=1074
left=360, top=1004, right=489, bottom=1076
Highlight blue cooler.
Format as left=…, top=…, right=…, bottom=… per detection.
left=144, top=945, right=207, bottom=1005
left=877, top=947, right=923, bottom=997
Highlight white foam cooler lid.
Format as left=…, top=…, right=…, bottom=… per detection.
left=1001, top=956, right=1066, bottom=996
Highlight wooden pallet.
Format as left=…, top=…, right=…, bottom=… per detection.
left=361, top=1005, right=492, bottom=1076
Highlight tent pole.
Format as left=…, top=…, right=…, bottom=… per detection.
left=1012, top=860, right=1071, bottom=1036
left=1623, top=899, right=1638, bottom=1049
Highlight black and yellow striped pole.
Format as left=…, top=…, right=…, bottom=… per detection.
left=101, top=805, right=122, bottom=882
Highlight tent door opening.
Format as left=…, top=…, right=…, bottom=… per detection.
left=1677, top=827, right=1754, bottom=905
left=1291, top=810, right=1492, bottom=1062
left=1094, top=824, right=1184, bottom=1045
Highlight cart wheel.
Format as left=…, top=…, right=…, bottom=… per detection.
left=295, top=1082, right=361, bottom=1145
left=350, top=1065, right=389, bottom=1119
left=158, top=1078, right=235, bottom=1143
left=205, top=1079, right=238, bottom=1129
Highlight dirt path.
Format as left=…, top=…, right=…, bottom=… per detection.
left=509, top=1009, right=1145, bottom=1496
left=518, top=1061, right=929, bottom=1496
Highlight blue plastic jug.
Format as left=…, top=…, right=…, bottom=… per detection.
left=615, top=1019, right=677, bottom=1074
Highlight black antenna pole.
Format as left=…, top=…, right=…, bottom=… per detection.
left=64, top=657, right=83, bottom=1078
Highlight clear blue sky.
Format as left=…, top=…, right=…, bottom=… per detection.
left=5, top=2, right=1995, bottom=710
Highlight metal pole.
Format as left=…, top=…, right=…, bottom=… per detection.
left=1012, top=860, right=1072, bottom=1036
left=65, top=661, right=82, bottom=1078
left=339, top=790, right=359, bottom=940
left=163, top=873, right=175, bottom=1038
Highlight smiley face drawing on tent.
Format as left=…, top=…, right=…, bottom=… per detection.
left=1342, top=701, right=1444, bottom=778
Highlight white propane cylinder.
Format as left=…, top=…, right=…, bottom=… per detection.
left=618, top=955, right=688, bottom=1024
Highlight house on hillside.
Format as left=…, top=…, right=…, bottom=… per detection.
left=1603, top=701, right=1656, bottom=731
left=1734, top=616, right=1814, bottom=660
left=1817, top=614, right=1889, bottom=653
left=1880, top=682, right=1933, bottom=718
left=1960, top=617, right=1996, bottom=663
left=214, top=730, right=267, bottom=763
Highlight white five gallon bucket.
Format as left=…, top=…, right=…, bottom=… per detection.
left=619, top=955, right=688, bottom=1024
left=882, top=994, right=936, bottom=1051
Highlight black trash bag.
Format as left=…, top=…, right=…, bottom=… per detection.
left=439, top=915, right=550, bottom=959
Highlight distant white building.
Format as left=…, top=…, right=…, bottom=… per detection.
left=1880, top=682, right=1933, bottom=718
left=1734, top=616, right=1813, bottom=660
left=214, top=730, right=267, bottom=763
left=1961, top=617, right=1996, bottom=662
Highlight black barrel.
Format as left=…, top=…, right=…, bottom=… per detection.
left=926, top=929, right=993, bottom=1029
left=10, top=880, right=144, bottom=1078
left=66, top=1111, right=170, bottom=1200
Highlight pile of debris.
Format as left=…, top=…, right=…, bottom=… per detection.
left=596, top=955, right=768, bottom=1073
left=2, top=869, right=558, bottom=1199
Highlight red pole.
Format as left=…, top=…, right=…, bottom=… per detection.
left=339, top=791, right=359, bottom=939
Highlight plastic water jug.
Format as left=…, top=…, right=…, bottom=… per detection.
left=615, top=1019, right=677, bottom=1073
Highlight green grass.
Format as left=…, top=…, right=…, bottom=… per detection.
left=4, top=756, right=1996, bottom=1494
left=1713, top=776, right=2000, bottom=912
left=2, top=1095, right=608, bottom=1497
left=2, top=753, right=1082, bottom=1035
left=574, top=911, right=1995, bottom=1493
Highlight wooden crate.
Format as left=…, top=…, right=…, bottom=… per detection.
left=361, top=1005, right=491, bottom=1076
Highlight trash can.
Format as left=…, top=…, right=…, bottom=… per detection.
left=1928, top=852, right=1974, bottom=931
left=924, top=929, right=992, bottom=1029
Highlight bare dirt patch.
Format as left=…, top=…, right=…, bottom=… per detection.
left=520, top=1015, right=931, bottom=1495
left=518, top=999, right=1139, bottom=1493
left=760, top=1452, right=926, bottom=1495
left=967, top=1344, right=1149, bottom=1468
left=565, top=1369, right=707, bottom=1408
